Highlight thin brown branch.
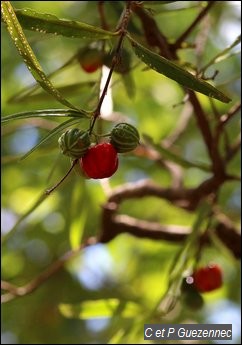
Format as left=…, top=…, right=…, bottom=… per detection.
left=99, top=201, right=190, bottom=243
left=1, top=281, right=20, bottom=296
left=89, top=1, right=132, bottom=134
left=194, top=14, right=211, bottom=68
left=107, top=175, right=231, bottom=212
left=162, top=161, right=184, bottom=189
left=188, top=90, right=225, bottom=177
left=1, top=238, right=96, bottom=303
left=172, top=2, right=216, bottom=50
left=98, top=1, right=109, bottom=30
left=45, top=159, right=78, bottom=195
left=2, top=175, right=239, bottom=303
left=131, top=3, right=176, bottom=59
left=213, top=212, right=241, bottom=259
left=2, top=207, right=239, bottom=304
left=99, top=203, right=240, bottom=257
left=114, top=214, right=190, bottom=241
left=225, top=134, right=241, bottom=162
left=2, top=1, right=239, bottom=307
left=213, top=102, right=241, bottom=162
left=108, top=179, right=193, bottom=209
left=219, top=102, right=241, bottom=127
left=187, top=90, right=213, bottom=153
left=162, top=102, right=193, bottom=148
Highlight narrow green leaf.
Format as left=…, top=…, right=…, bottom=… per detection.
left=9, top=82, right=96, bottom=104
left=169, top=202, right=211, bottom=281
left=2, top=109, right=89, bottom=124
left=122, top=73, right=136, bottom=99
left=1, top=2, right=79, bottom=110
left=14, top=8, right=117, bottom=39
left=19, top=118, right=83, bottom=161
left=7, top=54, right=79, bottom=103
left=1, top=192, right=48, bottom=243
left=128, top=35, right=231, bottom=103
left=143, top=134, right=211, bottom=172
left=107, top=329, right=126, bottom=344
left=158, top=202, right=211, bottom=315
left=200, top=35, right=241, bottom=73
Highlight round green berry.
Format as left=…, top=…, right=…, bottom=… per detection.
left=110, top=123, right=140, bottom=153
left=58, top=128, right=90, bottom=158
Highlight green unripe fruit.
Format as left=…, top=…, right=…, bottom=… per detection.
left=58, top=128, right=90, bottom=158
left=182, top=289, right=204, bottom=310
left=181, top=277, right=204, bottom=310
left=110, top=123, right=140, bottom=153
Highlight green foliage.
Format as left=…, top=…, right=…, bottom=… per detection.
left=1, top=1, right=240, bottom=345
left=128, top=35, right=231, bottom=103
left=1, top=1, right=80, bottom=110
left=15, top=7, right=117, bottom=39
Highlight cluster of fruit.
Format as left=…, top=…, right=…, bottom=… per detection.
left=182, top=264, right=223, bottom=310
left=58, top=123, right=140, bottom=179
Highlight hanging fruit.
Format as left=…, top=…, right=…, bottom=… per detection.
left=58, top=128, right=90, bottom=158
left=110, top=122, right=140, bottom=153
left=192, top=264, right=223, bottom=293
left=78, top=47, right=104, bottom=73
left=80, top=142, right=118, bottom=179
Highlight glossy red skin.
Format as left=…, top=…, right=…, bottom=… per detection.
left=193, top=264, right=223, bottom=293
left=80, top=143, right=118, bottom=179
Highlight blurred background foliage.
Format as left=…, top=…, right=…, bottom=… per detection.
left=1, top=1, right=241, bottom=344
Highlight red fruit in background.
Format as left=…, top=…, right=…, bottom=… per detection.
left=80, top=143, right=118, bottom=179
left=78, top=48, right=103, bottom=73
left=193, top=264, right=223, bottom=293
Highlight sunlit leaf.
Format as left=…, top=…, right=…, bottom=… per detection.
left=59, top=299, right=119, bottom=319
left=14, top=8, right=117, bottom=39
left=1, top=2, right=79, bottom=110
left=69, top=194, right=87, bottom=250
left=128, top=35, right=231, bottom=103
left=2, top=109, right=89, bottom=124
left=59, top=299, right=141, bottom=319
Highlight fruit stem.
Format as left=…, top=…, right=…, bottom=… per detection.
left=97, top=132, right=112, bottom=138
left=45, top=159, right=78, bottom=195
left=89, top=1, right=132, bottom=135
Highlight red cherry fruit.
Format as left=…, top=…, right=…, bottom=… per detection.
left=79, top=49, right=103, bottom=73
left=193, top=264, right=223, bottom=293
left=80, top=143, right=118, bottom=179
